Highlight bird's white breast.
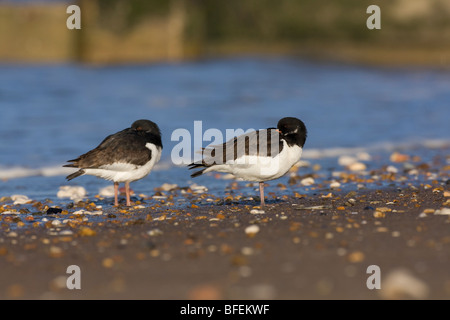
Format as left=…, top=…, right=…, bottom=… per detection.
left=204, top=141, right=302, bottom=182
left=84, top=143, right=161, bottom=183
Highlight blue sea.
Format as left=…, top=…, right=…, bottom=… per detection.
left=0, top=57, right=449, bottom=204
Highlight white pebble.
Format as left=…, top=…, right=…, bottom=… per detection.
left=250, top=209, right=265, bottom=214
left=159, top=183, right=178, bottom=191
left=190, top=183, right=208, bottom=193
left=329, top=181, right=341, bottom=188
left=73, top=209, right=103, bottom=215
left=147, top=229, right=163, bottom=236
left=386, top=165, right=398, bottom=173
left=98, top=185, right=115, bottom=197
left=300, top=177, right=315, bottom=186
left=434, top=208, right=450, bottom=215
left=59, top=230, right=73, bottom=235
left=380, top=268, right=429, bottom=299
left=51, top=220, right=62, bottom=226
left=347, top=162, right=367, bottom=171
left=241, top=247, right=254, bottom=255
left=245, top=225, right=260, bottom=235
left=57, top=186, right=87, bottom=202
left=11, top=194, right=31, bottom=205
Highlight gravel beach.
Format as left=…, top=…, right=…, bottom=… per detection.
left=0, top=150, right=449, bottom=301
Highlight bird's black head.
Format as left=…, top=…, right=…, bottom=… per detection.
left=277, top=117, right=307, bottom=147
left=131, top=119, right=161, bottom=136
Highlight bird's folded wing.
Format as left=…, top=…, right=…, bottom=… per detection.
left=199, top=128, right=283, bottom=166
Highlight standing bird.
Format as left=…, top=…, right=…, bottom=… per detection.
left=64, top=119, right=163, bottom=206
left=188, top=117, right=307, bottom=207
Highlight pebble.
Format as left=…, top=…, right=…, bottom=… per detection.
left=159, top=183, right=178, bottom=192
left=434, top=208, right=450, bottom=215
left=347, top=251, right=365, bottom=263
left=300, top=177, right=315, bottom=186
left=241, top=247, right=254, bottom=255
left=380, top=268, right=429, bottom=299
left=329, top=181, right=341, bottom=188
left=250, top=209, right=265, bottom=214
left=189, top=183, right=208, bottom=193
left=386, top=165, right=398, bottom=173
left=373, top=211, right=386, bottom=218
left=11, top=195, right=31, bottom=205
left=98, top=186, right=115, bottom=197
left=73, top=209, right=103, bottom=215
left=51, top=220, right=62, bottom=226
left=347, top=162, right=367, bottom=171
left=147, top=229, right=163, bottom=236
left=390, top=152, right=410, bottom=163
left=245, top=225, right=260, bottom=236
left=49, top=246, right=64, bottom=257
left=102, top=257, right=114, bottom=268
left=57, top=186, right=87, bottom=202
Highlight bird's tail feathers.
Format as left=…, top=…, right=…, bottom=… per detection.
left=66, top=169, right=84, bottom=181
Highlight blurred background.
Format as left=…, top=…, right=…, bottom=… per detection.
left=2, top=0, right=450, bottom=65
left=0, top=0, right=449, bottom=200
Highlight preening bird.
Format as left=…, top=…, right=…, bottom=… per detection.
left=64, top=119, right=163, bottom=206
left=188, top=117, right=307, bottom=207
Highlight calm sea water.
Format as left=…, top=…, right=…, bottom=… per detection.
left=0, top=57, right=449, bottom=202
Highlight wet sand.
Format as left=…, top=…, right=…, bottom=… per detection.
left=0, top=152, right=449, bottom=301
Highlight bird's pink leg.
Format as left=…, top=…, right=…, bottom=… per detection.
left=125, top=181, right=131, bottom=206
left=259, top=181, right=265, bottom=207
left=114, top=182, right=119, bottom=206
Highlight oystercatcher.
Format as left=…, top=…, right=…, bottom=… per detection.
left=189, top=117, right=307, bottom=207
left=64, top=119, right=163, bottom=206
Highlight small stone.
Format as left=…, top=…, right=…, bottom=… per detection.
left=245, top=225, right=260, bottom=236
left=46, top=207, right=62, bottom=215
left=11, top=195, right=31, bottom=205
left=147, top=229, right=163, bottom=236
left=373, top=211, right=385, bottom=218
left=49, top=246, right=63, bottom=258
left=386, top=165, right=398, bottom=173
left=241, top=247, right=254, bottom=255
left=250, top=209, right=265, bottom=214
left=376, top=207, right=392, bottom=213
left=347, top=162, right=367, bottom=171
left=300, top=177, right=315, bottom=186
left=98, top=185, right=115, bottom=197
left=78, top=227, right=96, bottom=237
left=51, top=220, right=62, bottom=226
left=57, top=186, right=87, bottom=202
left=102, top=257, right=114, bottom=268
left=347, top=251, right=365, bottom=263
left=159, top=183, right=178, bottom=192
left=329, top=181, right=341, bottom=188
left=380, top=268, right=429, bottom=299
left=390, top=152, right=410, bottom=163
left=190, top=184, right=208, bottom=193
left=434, top=208, right=450, bottom=215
